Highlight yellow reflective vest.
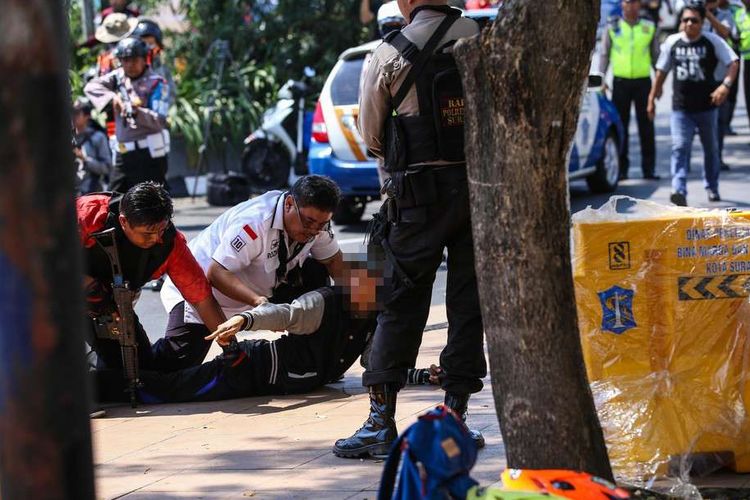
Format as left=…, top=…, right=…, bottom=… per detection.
left=609, top=18, right=656, bottom=79
left=735, top=6, right=750, bottom=60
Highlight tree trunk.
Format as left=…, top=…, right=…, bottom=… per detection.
left=0, top=2, right=96, bottom=498
left=455, top=0, right=613, bottom=479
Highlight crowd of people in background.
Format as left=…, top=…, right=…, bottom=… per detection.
left=73, top=0, right=173, bottom=196
left=601, top=0, right=748, bottom=206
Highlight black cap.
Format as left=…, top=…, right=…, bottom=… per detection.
left=115, top=37, right=148, bottom=59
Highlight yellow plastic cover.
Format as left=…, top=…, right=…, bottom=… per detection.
left=572, top=197, right=750, bottom=485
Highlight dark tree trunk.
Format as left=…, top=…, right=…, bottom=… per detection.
left=0, top=2, right=96, bottom=499
left=455, top=0, right=613, bottom=479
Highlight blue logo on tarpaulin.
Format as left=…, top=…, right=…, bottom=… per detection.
left=598, top=285, right=636, bottom=334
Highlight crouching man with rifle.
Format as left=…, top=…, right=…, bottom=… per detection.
left=79, top=182, right=225, bottom=408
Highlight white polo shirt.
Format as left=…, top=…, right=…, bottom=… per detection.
left=160, top=190, right=340, bottom=324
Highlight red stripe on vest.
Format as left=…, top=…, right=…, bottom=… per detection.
left=243, top=225, right=258, bottom=240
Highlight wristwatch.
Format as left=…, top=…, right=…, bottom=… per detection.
left=722, top=78, right=733, bottom=89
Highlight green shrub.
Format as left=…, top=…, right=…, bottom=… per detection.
left=69, top=0, right=371, bottom=157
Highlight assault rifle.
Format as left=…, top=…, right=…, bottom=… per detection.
left=116, top=75, right=137, bottom=129
left=91, top=228, right=140, bottom=407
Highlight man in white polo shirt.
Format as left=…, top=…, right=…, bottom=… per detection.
left=158, top=175, right=344, bottom=370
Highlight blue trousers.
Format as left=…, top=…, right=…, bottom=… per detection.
left=670, top=109, right=720, bottom=196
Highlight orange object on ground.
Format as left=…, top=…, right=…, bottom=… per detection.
left=500, top=469, right=630, bottom=499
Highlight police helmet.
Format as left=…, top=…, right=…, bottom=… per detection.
left=377, top=1, right=406, bottom=38
left=115, top=37, right=148, bottom=59
left=132, top=19, right=163, bottom=47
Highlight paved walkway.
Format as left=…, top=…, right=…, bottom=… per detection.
left=93, top=306, right=504, bottom=499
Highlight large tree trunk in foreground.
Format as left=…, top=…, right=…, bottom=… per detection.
left=455, top=0, right=613, bottom=479
left=0, top=2, right=96, bottom=498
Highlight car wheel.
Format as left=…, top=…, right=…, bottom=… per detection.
left=586, top=128, right=620, bottom=194
left=333, top=197, right=366, bottom=225
left=241, top=139, right=291, bottom=194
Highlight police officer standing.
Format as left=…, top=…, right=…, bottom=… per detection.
left=600, top=0, right=660, bottom=180
left=333, top=0, right=486, bottom=459
left=85, top=37, right=170, bottom=193
left=131, top=19, right=177, bottom=107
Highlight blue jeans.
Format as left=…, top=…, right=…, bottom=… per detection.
left=670, top=109, right=720, bottom=196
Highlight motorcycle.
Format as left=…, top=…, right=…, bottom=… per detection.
left=242, top=66, right=316, bottom=193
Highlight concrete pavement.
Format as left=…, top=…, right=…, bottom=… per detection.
left=93, top=306, right=503, bottom=499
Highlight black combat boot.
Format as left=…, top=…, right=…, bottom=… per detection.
left=332, top=384, right=398, bottom=458
left=445, top=392, right=485, bottom=449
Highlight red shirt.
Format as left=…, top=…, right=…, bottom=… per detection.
left=77, top=194, right=211, bottom=305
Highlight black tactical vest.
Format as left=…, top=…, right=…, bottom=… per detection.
left=383, top=6, right=466, bottom=171
left=84, top=194, right=177, bottom=290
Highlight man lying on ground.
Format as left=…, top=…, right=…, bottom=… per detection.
left=97, top=262, right=439, bottom=403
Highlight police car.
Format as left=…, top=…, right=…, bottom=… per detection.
left=308, top=10, right=624, bottom=223
left=308, top=39, right=382, bottom=224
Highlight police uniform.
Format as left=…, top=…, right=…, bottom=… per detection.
left=97, top=288, right=377, bottom=404
left=600, top=16, right=659, bottom=179
left=158, top=190, right=339, bottom=370
left=334, top=4, right=486, bottom=458
left=85, top=66, right=170, bottom=193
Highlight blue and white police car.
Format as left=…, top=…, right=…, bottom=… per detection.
left=309, top=9, right=624, bottom=223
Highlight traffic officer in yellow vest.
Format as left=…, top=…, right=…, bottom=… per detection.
left=600, top=0, right=660, bottom=180
left=735, top=0, right=750, bottom=130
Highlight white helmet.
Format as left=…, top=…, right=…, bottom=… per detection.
left=377, top=1, right=406, bottom=38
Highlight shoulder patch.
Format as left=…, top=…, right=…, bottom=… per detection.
left=381, top=53, right=404, bottom=80
left=231, top=235, right=246, bottom=253
left=243, top=224, right=258, bottom=240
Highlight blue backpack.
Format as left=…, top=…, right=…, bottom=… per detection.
left=378, top=405, right=479, bottom=500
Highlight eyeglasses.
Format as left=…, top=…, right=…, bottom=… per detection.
left=681, top=17, right=701, bottom=25
left=292, top=196, right=332, bottom=233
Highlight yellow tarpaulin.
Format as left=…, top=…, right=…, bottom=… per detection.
left=572, top=197, right=750, bottom=482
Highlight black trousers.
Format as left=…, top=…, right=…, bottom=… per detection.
left=727, top=57, right=740, bottom=125
left=744, top=59, right=750, bottom=131
left=719, top=53, right=741, bottom=162
left=612, top=77, right=656, bottom=178
left=111, top=148, right=167, bottom=193
left=363, top=167, right=487, bottom=395
left=152, top=259, right=331, bottom=372
left=98, top=339, right=274, bottom=403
